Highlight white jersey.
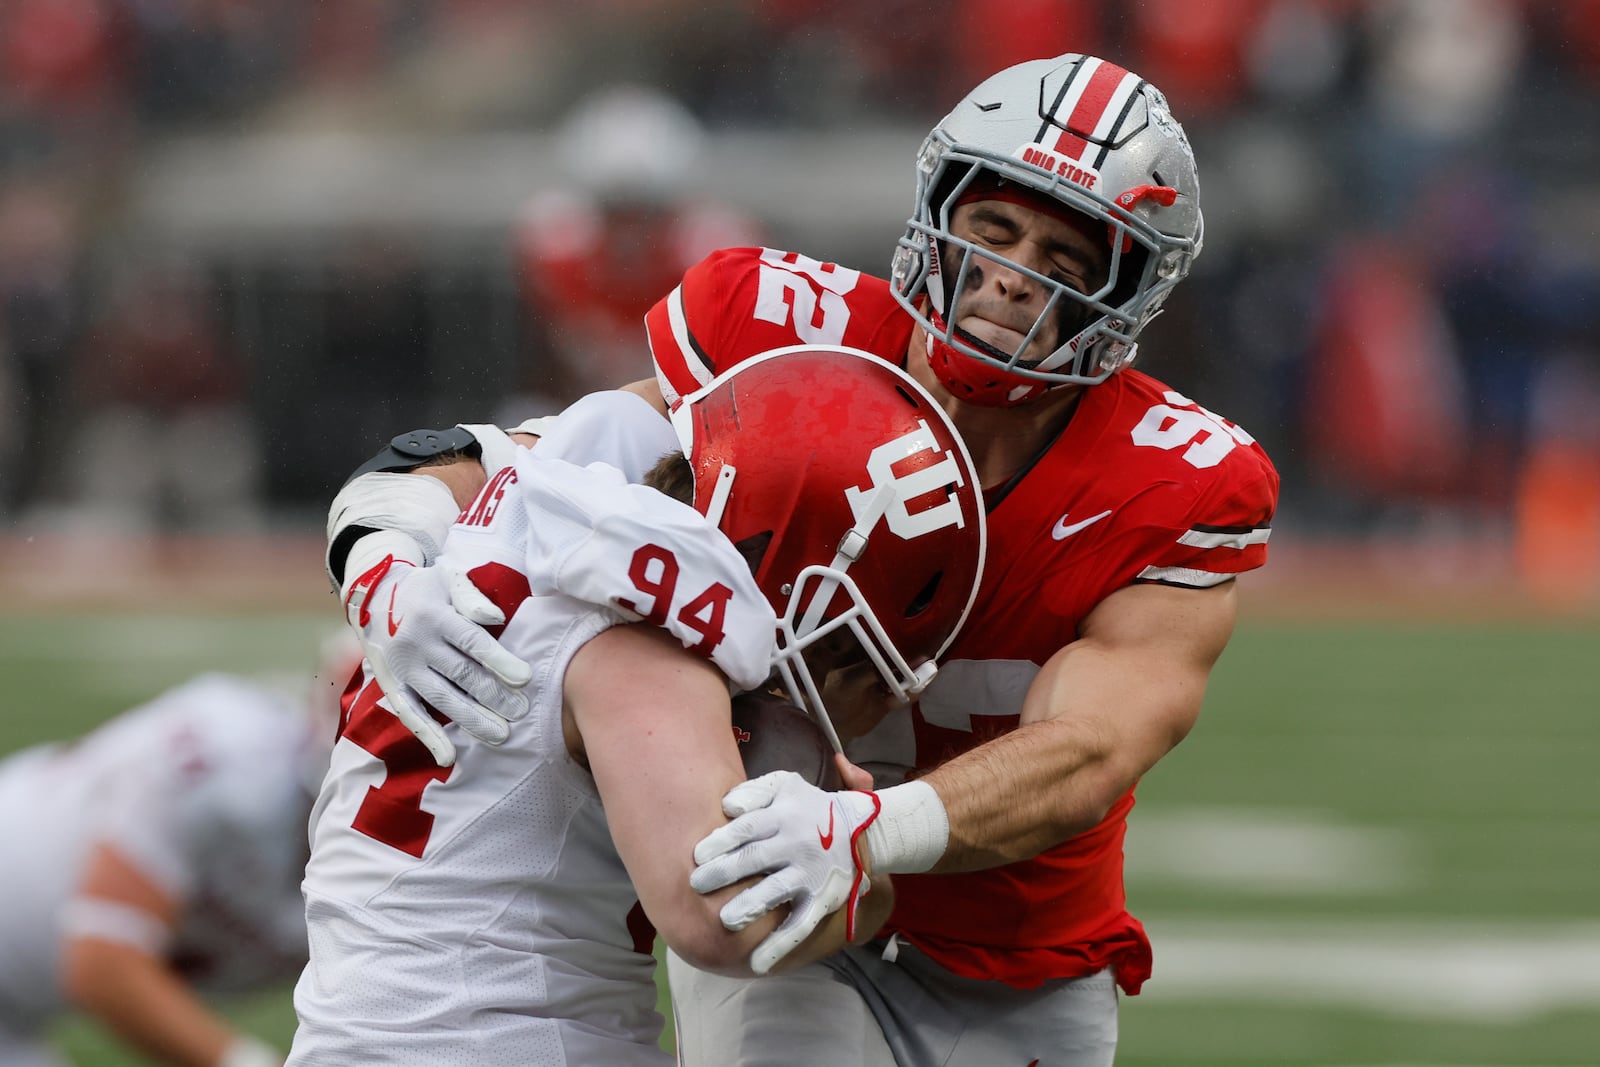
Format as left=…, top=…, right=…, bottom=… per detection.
left=0, top=674, right=318, bottom=1039
left=290, top=442, right=777, bottom=1064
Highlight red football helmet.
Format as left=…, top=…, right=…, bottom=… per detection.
left=670, top=345, right=987, bottom=743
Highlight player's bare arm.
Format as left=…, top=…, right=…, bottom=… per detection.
left=691, top=581, right=1237, bottom=897
left=618, top=376, right=669, bottom=416
left=62, top=843, right=280, bottom=1067
left=565, top=623, right=890, bottom=978
left=924, top=579, right=1237, bottom=872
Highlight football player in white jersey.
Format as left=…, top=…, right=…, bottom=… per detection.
left=287, top=347, right=985, bottom=1065
left=0, top=666, right=341, bottom=1067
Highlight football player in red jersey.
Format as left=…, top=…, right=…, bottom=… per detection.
left=324, top=53, right=1276, bottom=1067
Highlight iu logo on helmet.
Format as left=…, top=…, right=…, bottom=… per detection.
left=844, top=420, right=969, bottom=539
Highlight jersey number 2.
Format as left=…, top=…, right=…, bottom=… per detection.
left=753, top=249, right=859, bottom=345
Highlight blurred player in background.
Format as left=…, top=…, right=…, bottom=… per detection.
left=321, top=51, right=1278, bottom=1067
left=0, top=657, right=346, bottom=1067
left=289, top=349, right=985, bottom=1065
left=508, top=84, right=763, bottom=413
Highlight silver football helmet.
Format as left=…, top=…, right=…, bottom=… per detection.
left=890, top=53, right=1205, bottom=405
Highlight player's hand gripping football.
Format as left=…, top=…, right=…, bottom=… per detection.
left=690, top=769, right=882, bottom=975
left=343, top=554, right=532, bottom=766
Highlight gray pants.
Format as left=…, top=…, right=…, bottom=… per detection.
left=668, top=935, right=1118, bottom=1066
left=0, top=1032, right=66, bottom=1067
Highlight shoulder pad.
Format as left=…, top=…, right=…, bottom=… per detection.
left=347, top=426, right=482, bottom=482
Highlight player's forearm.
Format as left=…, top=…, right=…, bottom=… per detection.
left=919, top=662, right=1204, bottom=871
left=920, top=715, right=1138, bottom=871
left=673, top=861, right=893, bottom=978
left=61, top=939, right=255, bottom=1067
left=914, top=602, right=1217, bottom=873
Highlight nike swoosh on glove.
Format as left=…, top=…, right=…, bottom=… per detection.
left=689, top=769, right=881, bottom=975
left=344, top=555, right=532, bottom=767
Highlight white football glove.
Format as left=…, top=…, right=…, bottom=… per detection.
left=343, top=552, right=532, bottom=767
left=689, top=770, right=881, bottom=975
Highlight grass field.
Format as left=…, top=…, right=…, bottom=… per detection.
left=4, top=608, right=1597, bottom=1066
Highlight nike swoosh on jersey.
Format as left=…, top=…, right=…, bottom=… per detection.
left=1051, top=509, right=1113, bottom=541
left=818, top=808, right=836, bottom=850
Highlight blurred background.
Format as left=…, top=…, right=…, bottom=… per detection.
left=1, top=0, right=1597, bottom=1064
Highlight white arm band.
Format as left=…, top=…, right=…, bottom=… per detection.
left=216, top=1035, right=282, bottom=1067
left=60, top=897, right=172, bottom=953
left=863, top=779, right=949, bottom=874
left=325, top=471, right=461, bottom=588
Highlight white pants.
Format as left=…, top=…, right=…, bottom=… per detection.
left=668, top=935, right=1118, bottom=1067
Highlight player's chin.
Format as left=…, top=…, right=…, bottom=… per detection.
left=953, top=323, right=1050, bottom=367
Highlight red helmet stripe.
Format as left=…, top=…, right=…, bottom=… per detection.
left=1049, top=56, right=1140, bottom=164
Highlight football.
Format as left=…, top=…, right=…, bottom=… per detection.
left=729, top=689, right=843, bottom=790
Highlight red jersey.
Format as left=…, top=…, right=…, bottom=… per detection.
left=647, top=247, right=1278, bottom=994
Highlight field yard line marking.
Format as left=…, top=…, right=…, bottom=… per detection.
left=1140, top=917, right=1600, bottom=1022
left=1126, top=807, right=1419, bottom=895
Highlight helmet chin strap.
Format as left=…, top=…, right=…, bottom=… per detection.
left=923, top=307, right=1053, bottom=408
left=702, top=463, right=737, bottom=527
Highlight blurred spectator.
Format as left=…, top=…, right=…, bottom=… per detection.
left=1410, top=168, right=1543, bottom=514
left=754, top=0, right=954, bottom=120
left=948, top=0, right=1105, bottom=91
left=1354, top=0, right=1526, bottom=223
left=0, top=179, right=84, bottom=518
left=1550, top=0, right=1600, bottom=87
left=1243, top=0, right=1350, bottom=105
left=125, top=0, right=287, bottom=125
left=1303, top=233, right=1470, bottom=514
left=1126, top=0, right=1271, bottom=116
left=0, top=0, right=1595, bottom=584
left=0, top=0, right=126, bottom=121
left=298, top=0, right=407, bottom=88
left=0, top=329, right=14, bottom=508
left=510, top=84, right=762, bottom=413
left=268, top=230, right=434, bottom=506
left=1515, top=347, right=1600, bottom=606
left=66, top=257, right=262, bottom=534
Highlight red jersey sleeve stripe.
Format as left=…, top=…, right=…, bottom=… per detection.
left=645, top=284, right=714, bottom=409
